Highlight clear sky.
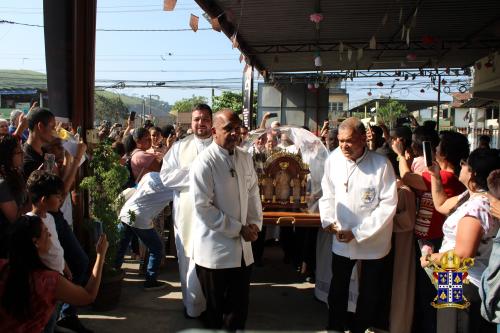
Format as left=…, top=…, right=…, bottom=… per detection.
left=0, top=0, right=464, bottom=107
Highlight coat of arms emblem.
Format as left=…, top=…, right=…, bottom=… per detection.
left=427, top=250, right=474, bottom=309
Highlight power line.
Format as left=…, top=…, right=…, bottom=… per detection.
left=0, top=19, right=211, bottom=31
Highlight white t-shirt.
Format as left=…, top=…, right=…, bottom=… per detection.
left=440, top=192, right=498, bottom=286
left=27, top=212, right=65, bottom=274
left=119, top=172, right=173, bottom=229
left=60, top=194, right=73, bottom=228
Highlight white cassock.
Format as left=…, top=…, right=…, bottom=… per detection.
left=190, top=143, right=263, bottom=269
left=160, top=134, right=212, bottom=317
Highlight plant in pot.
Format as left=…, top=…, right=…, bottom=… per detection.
left=80, top=141, right=129, bottom=311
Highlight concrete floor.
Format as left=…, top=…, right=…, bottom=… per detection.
left=79, top=245, right=329, bottom=333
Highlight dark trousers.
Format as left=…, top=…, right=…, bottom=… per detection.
left=327, top=252, right=391, bottom=333
left=196, top=263, right=252, bottom=330
left=437, top=282, right=497, bottom=333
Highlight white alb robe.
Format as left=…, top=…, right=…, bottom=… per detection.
left=160, top=134, right=212, bottom=317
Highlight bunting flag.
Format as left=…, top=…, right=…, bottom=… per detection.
left=163, top=0, right=177, bottom=11
left=357, top=48, right=363, bottom=61
left=347, top=48, right=352, bottom=61
left=211, top=18, right=221, bottom=32
left=231, top=33, right=239, bottom=49
left=369, top=36, right=376, bottom=49
left=189, top=14, right=199, bottom=32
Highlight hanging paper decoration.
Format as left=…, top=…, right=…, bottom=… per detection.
left=422, top=35, right=436, bottom=45
left=163, top=0, right=177, bottom=11
left=382, top=13, right=388, bottom=26
left=211, top=18, right=221, bottom=32
left=357, top=48, right=363, bottom=61
left=231, top=33, right=239, bottom=49
left=399, top=8, right=403, bottom=23
left=369, top=36, right=376, bottom=50
left=309, top=13, right=324, bottom=29
left=406, top=53, right=417, bottom=61
left=411, top=7, right=418, bottom=28
left=314, top=53, right=322, bottom=67
left=347, top=48, right=352, bottom=61
left=189, top=14, right=199, bottom=32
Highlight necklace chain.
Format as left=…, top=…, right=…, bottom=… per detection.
left=344, top=153, right=367, bottom=192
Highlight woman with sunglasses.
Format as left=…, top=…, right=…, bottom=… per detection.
left=423, top=148, right=500, bottom=333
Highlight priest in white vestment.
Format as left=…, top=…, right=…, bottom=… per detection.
left=190, top=109, right=263, bottom=330
left=319, top=117, right=397, bottom=333
left=160, top=104, right=213, bottom=318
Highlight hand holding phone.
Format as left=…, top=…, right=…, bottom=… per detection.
left=44, top=153, right=56, bottom=173
left=129, top=111, right=136, bottom=122
left=422, top=141, right=433, bottom=167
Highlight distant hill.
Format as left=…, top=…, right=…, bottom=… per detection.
left=0, top=70, right=174, bottom=124
left=0, top=70, right=47, bottom=90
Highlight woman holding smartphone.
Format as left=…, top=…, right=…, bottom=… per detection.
left=422, top=148, right=499, bottom=333
left=392, top=130, right=470, bottom=333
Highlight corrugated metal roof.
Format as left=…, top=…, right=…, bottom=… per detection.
left=196, top=0, right=500, bottom=73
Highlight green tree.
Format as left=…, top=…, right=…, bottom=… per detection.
left=376, top=100, right=408, bottom=129
left=170, top=95, right=208, bottom=116
left=212, top=91, right=244, bottom=113
left=94, top=94, right=129, bottom=123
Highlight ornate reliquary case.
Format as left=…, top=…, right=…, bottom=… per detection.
left=253, top=150, right=310, bottom=211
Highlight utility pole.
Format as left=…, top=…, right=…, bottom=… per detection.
left=436, top=75, right=441, bottom=131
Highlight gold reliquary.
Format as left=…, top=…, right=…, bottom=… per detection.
left=253, top=149, right=310, bottom=211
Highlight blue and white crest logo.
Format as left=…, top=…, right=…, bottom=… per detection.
left=436, top=272, right=464, bottom=305
left=428, top=251, right=474, bottom=309
left=360, top=187, right=376, bottom=204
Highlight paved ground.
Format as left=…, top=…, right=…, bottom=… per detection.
left=79, top=244, right=329, bottom=332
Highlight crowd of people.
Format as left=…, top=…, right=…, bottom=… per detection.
left=0, top=102, right=499, bottom=333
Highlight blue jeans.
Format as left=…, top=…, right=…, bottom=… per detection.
left=115, top=222, right=164, bottom=282
left=51, top=210, right=89, bottom=319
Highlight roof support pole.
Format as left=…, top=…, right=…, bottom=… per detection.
left=437, top=75, right=441, bottom=130
left=43, top=0, right=96, bottom=241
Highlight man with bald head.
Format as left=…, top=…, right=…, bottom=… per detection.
left=319, top=117, right=397, bottom=333
left=190, top=109, right=262, bottom=330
